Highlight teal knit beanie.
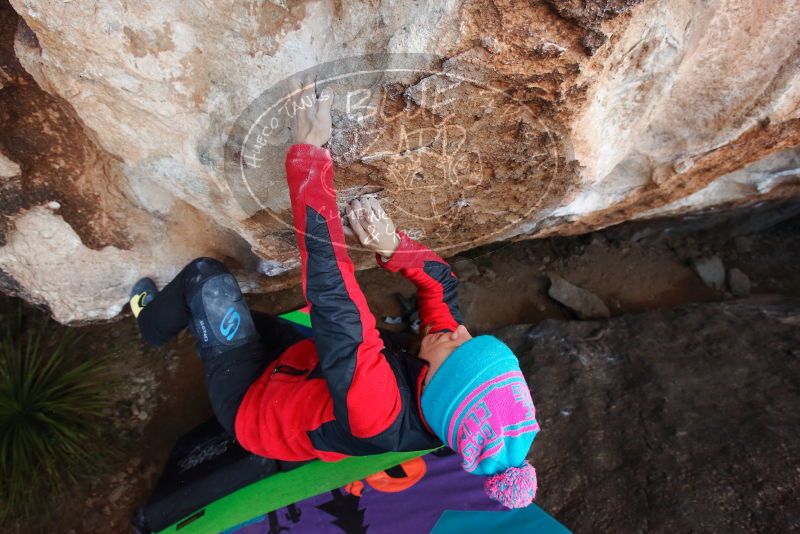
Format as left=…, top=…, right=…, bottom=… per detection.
left=421, top=335, right=539, bottom=508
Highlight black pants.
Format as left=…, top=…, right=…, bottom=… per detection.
left=136, top=258, right=307, bottom=435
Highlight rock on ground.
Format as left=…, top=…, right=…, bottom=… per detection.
left=727, top=267, right=752, bottom=297
left=547, top=273, right=610, bottom=319
left=497, top=297, right=800, bottom=532
left=0, top=149, right=19, bottom=178
left=690, top=255, right=726, bottom=290
left=451, top=258, right=480, bottom=283
left=0, top=1, right=799, bottom=321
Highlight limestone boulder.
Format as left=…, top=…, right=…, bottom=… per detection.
left=0, top=0, right=798, bottom=322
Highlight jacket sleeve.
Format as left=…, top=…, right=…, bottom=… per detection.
left=285, top=143, right=401, bottom=439
left=376, top=232, right=464, bottom=334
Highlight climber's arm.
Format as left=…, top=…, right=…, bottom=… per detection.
left=344, top=198, right=464, bottom=334
left=376, top=233, right=464, bottom=334
left=285, top=79, right=401, bottom=439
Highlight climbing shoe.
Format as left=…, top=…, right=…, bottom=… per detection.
left=130, top=277, right=158, bottom=318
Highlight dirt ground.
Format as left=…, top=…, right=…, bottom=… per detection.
left=6, top=208, right=800, bottom=533
left=498, top=296, right=800, bottom=532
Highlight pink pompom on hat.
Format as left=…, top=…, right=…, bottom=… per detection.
left=420, top=335, right=540, bottom=508
left=484, top=461, right=538, bottom=509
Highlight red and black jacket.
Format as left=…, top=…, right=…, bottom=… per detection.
left=234, top=144, right=464, bottom=462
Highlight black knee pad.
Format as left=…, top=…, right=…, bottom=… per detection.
left=184, top=259, right=257, bottom=353
left=182, top=258, right=228, bottom=295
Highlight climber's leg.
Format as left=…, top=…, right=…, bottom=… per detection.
left=135, top=257, right=258, bottom=350
left=181, top=257, right=259, bottom=358
left=200, top=338, right=271, bottom=434
left=135, top=258, right=267, bottom=434
left=134, top=271, right=192, bottom=347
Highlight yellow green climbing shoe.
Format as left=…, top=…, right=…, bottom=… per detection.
left=129, top=277, right=157, bottom=318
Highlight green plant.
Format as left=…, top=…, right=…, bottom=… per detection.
left=0, top=307, right=117, bottom=524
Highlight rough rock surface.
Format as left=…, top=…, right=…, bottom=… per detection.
left=497, top=297, right=800, bottom=532
left=0, top=0, right=799, bottom=322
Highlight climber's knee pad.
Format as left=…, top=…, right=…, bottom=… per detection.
left=183, top=258, right=257, bottom=353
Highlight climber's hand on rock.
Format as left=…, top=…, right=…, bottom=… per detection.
left=343, top=196, right=400, bottom=260
left=290, top=74, right=333, bottom=147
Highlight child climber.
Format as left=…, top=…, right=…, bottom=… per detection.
left=129, top=77, right=540, bottom=509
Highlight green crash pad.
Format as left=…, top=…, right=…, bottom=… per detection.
left=160, top=449, right=437, bottom=533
